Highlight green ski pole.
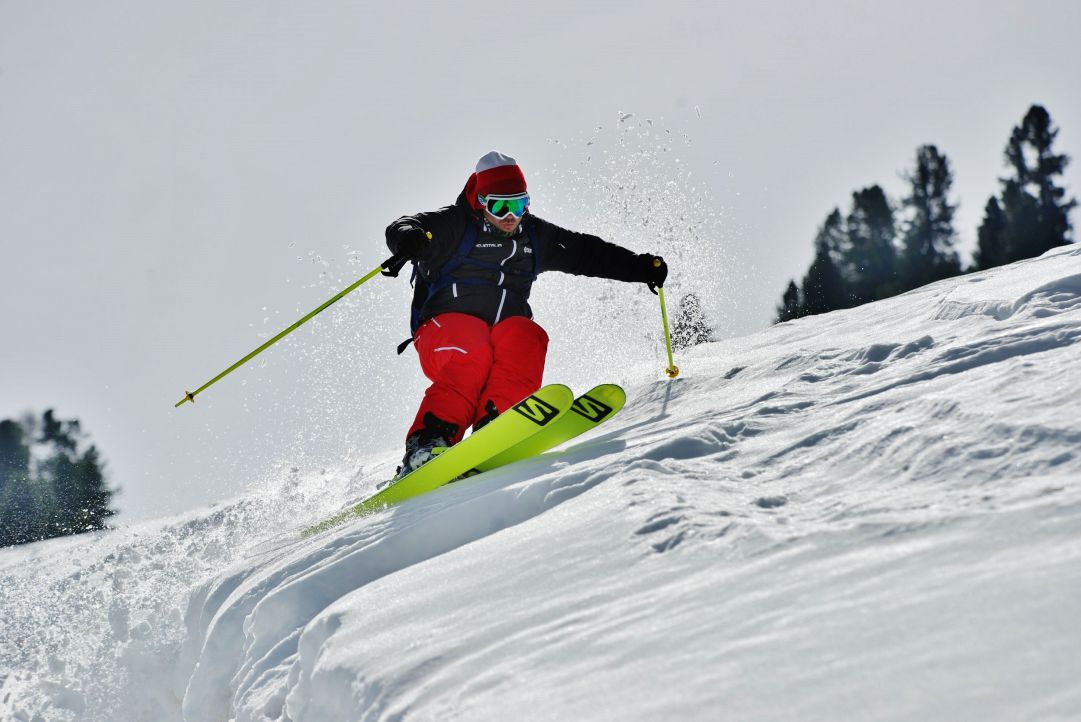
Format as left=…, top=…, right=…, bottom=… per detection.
left=175, top=249, right=414, bottom=408
left=654, top=259, right=680, bottom=379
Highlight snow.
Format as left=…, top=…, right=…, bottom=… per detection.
left=3, top=245, right=1081, bottom=721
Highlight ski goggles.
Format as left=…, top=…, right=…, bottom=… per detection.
left=479, top=193, right=530, bottom=219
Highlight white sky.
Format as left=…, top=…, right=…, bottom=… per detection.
left=2, top=0, right=1079, bottom=521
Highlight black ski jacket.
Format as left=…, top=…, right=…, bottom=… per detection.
left=386, top=193, right=653, bottom=330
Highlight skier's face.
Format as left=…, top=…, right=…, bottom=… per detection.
left=483, top=209, right=523, bottom=233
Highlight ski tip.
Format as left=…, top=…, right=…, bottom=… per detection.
left=538, top=382, right=574, bottom=397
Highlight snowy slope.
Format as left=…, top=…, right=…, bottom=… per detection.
left=4, top=246, right=1081, bottom=721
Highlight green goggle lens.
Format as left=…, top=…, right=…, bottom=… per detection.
left=481, top=193, right=530, bottom=219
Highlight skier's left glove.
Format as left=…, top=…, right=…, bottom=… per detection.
left=639, top=254, right=668, bottom=294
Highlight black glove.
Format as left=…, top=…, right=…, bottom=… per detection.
left=639, top=254, right=668, bottom=294
left=397, top=227, right=431, bottom=260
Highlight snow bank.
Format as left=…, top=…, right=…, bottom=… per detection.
left=4, top=246, right=1081, bottom=721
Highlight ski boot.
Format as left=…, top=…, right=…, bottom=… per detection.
left=385, top=413, right=458, bottom=486
left=394, top=434, right=449, bottom=481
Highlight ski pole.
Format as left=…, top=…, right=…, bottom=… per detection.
left=175, top=249, right=414, bottom=408
left=654, top=259, right=679, bottom=378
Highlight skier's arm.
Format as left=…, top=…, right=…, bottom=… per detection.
left=386, top=206, right=466, bottom=262
left=534, top=216, right=668, bottom=288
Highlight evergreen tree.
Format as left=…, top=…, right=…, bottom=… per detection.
left=671, top=293, right=715, bottom=349
left=775, top=280, right=802, bottom=323
left=69, top=446, right=114, bottom=533
left=1005, top=105, right=1076, bottom=259
left=977, top=105, right=1076, bottom=270
left=0, top=410, right=116, bottom=548
left=800, top=209, right=849, bottom=315
left=40, top=409, right=79, bottom=455
left=900, top=145, right=961, bottom=288
left=37, top=410, right=86, bottom=536
left=974, top=196, right=1008, bottom=270
left=0, top=420, right=36, bottom=547
left=0, top=419, right=30, bottom=495
left=839, top=185, right=898, bottom=303
left=999, top=178, right=1042, bottom=264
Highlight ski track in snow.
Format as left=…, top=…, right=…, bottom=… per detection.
left=3, top=246, right=1081, bottom=721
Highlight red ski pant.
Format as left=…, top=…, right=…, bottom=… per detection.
left=407, top=313, right=549, bottom=445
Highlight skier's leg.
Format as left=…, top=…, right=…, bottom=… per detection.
left=408, top=313, right=493, bottom=445
left=472, top=316, right=548, bottom=430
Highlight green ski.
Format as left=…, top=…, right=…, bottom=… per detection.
left=301, top=384, right=574, bottom=536
left=473, top=383, right=626, bottom=473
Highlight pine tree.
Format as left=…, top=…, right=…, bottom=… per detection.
left=40, top=409, right=79, bottom=455
left=974, top=197, right=1008, bottom=270
left=0, top=411, right=116, bottom=548
left=0, top=419, right=30, bottom=495
left=1006, top=105, right=1076, bottom=259
left=800, top=209, right=849, bottom=315
left=839, top=185, right=898, bottom=303
left=672, top=293, right=715, bottom=349
left=0, top=420, right=36, bottom=547
left=36, top=410, right=81, bottom=536
left=775, top=280, right=802, bottom=323
left=900, top=145, right=961, bottom=288
left=70, top=446, right=114, bottom=533
left=978, top=105, right=1076, bottom=270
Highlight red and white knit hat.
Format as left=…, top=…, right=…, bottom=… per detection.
left=463, top=151, right=527, bottom=211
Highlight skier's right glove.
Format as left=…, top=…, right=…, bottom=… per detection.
left=640, top=254, right=668, bottom=294
left=397, top=227, right=432, bottom=260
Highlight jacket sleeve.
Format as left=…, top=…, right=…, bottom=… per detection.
left=532, top=216, right=650, bottom=283
left=385, top=204, right=469, bottom=264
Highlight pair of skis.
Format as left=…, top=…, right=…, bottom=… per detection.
left=301, top=383, right=625, bottom=537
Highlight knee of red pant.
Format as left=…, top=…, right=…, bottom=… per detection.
left=427, top=344, right=493, bottom=381
left=491, top=316, right=549, bottom=354
left=489, top=318, right=548, bottom=382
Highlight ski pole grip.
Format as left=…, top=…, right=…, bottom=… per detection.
left=381, top=253, right=409, bottom=278
left=381, top=232, right=431, bottom=277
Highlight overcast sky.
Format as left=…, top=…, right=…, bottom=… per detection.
left=3, top=0, right=1079, bottom=521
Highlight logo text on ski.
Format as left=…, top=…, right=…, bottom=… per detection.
left=571, top=394, right=615, bottom=423
left=513, top=395, right=561, bottom=426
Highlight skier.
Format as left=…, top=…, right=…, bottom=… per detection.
left=386, top=151, right=668, bottom=478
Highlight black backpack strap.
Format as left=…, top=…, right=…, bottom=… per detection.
left=525, top=220, right=540, bottom=279
left=411, top=222, right=480, bottom=329
left=397, top=221, right=482, bottom=353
